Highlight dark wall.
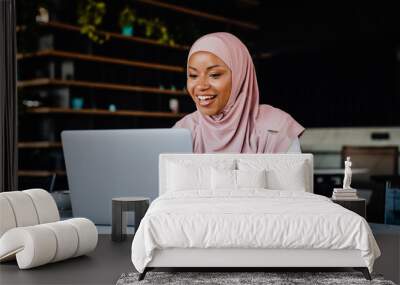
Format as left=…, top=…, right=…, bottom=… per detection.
left=16, top=1, right=400, bottom=127
left=254, top=2, right=400, bottom=127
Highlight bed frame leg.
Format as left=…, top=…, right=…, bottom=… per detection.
left=138, top=268, right=148, bottom=281
left=354, top=267, right=371, bottom=280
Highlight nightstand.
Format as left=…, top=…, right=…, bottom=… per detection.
left=112, top=197, right=150, bottom=242
left=331, top=198, right=366, bottom=219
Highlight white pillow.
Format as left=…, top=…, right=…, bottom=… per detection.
left=167, top=162, right=208, bottom=191
left=211, top=168, right=267, bottom=190
left=166, top=160, right=235, bottom=192
left=266, top=164, right=306, bottom=191
left=211, top=168, right=236, bottom=190
left=238, top=158, right=308, bottom=191
left=237, top=169, right=267, bottom=189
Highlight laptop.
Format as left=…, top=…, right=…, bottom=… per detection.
left=61, top=128, right=192, bottom=225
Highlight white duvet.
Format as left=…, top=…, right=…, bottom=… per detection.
left=131, top=190, right=380, bottom=273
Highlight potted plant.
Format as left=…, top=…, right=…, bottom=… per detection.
left=119, top=6, right=136, bottom=36
left=142, top=18, right=159, bottom=38
left=156, top=22, right=175, bottom=46
left=77, top=0, right=108, bottom=44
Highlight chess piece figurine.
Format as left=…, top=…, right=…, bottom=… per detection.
left=343, top=156, right=353, bottom=189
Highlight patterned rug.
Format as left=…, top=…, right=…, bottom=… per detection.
left=116, top=271, right=396, bottom=285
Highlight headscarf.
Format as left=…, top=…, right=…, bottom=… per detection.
left=174, top=32, right=304, bottom=153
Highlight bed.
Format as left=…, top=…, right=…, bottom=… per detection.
left=131, top=154, right=380, bottom=281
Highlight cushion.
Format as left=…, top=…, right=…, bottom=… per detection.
left=24, top=189, right=60, bottom=224
left=0, top=191, right=39, bottom=227
left=0, top=196, right=17, bottom=237
left=42, top=221, right=79, bottom=262
left=211, top=168, right=236, bottom=190
left=166, top=159, right=235, bottom=191
left=0, top=218, right=97, bottom=269
left=267, top=162, right=307, bottom=191
left=237, top=169, right=267, bottom=189
left=238, top=158, right=308, bottom=191
left=66, top=218, right=98, bottom=257
left=211, top=168, right=267, bottom=190
left=0, top=189, right=98, bottom=269
left=0, top=190, right=59, bottom=236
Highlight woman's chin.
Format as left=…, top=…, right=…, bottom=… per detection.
left=198, top=106, right=220, bottom=116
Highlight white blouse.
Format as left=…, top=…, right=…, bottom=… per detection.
left=286, top=137, right=302, bottom=154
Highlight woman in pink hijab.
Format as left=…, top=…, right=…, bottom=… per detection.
left=173, top=32, right=304, bottom=153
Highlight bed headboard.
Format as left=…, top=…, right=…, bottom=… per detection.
left=159, top=153, right=314, bottom=195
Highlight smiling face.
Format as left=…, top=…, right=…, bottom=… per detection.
left=187, top=51, right=232, bottom=116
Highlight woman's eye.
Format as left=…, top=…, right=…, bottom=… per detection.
left=188, top=74, right=197, bottom=79
left=210, top=74, right=221, bottom=78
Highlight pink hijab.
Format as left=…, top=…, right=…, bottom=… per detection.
left=173, top=32, right=304, bottom=153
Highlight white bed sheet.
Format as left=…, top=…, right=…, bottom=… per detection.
left=131, top=189, right=380, bottom=273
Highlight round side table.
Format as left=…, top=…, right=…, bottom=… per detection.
left=112, top=197, right=149, bottom=242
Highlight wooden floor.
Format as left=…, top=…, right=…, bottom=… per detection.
left=0, top=235, right=134, bottom=285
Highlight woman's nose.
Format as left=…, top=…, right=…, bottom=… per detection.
left=195, top=77, right=210, bottom=90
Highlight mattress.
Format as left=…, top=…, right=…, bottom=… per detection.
left=131, top=189, right=380, bottom=273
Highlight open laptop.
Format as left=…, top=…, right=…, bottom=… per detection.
left=61, top=128, right=192, bottom=225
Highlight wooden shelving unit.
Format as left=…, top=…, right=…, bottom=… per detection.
left=17, top=21, right=190, bottom=50
left=18, top=141, right=62, bottom=148
left=18, top=78, right=187, bottom=96
left=17, top=50, right=185, bottom=73
left=136, top=0, right=259, bottom=30
left=26, top=107, right=186, bottom=118
left=18, top=170, right=66, bottom=177
left=16, top=1, right=259, bottom=190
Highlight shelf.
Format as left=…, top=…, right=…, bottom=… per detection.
left=17, top=78, right=187, bottom=96
left=15, top=3, right=257, bottom=192
left=18, top=141, right=62, bottom=148
left=136, top=0, right=259, bottom=30
left=26, top=107, right=186, bottom=118
left=18, top=170, right=66, bottom=177
left=255, top=52, right=275, bottom=59
left=17, top=21, right=190, bottom=51
left=17, top=50, right=185, bottom=73
left=238, top=0, right=260, bottom=5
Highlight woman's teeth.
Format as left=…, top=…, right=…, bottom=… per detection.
left=198, top=95, right=216, bottom=100
left=197, top=95, right=217, bottom=106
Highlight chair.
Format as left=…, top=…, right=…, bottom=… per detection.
left=0, top=189, right=98, bottom=269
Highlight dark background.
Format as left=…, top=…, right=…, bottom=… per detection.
left=255, top=2, right=399, bottom=127
left=15, top=1, right=400, bottom=194
left=17, top=1, right=400, bottom=128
